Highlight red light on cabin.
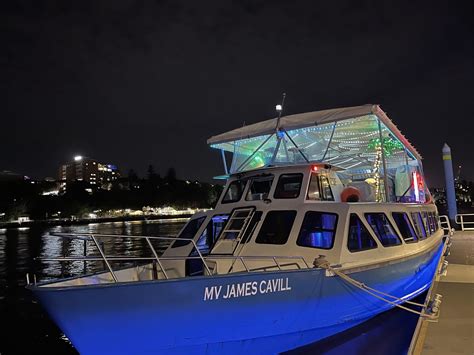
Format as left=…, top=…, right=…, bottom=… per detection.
left=311, top=165, right=318, bottom=172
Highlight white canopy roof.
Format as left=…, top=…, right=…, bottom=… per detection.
left=207, top=104, right=422, bottom=161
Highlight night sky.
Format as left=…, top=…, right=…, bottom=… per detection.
left=1, top=1, right=473, bottom=187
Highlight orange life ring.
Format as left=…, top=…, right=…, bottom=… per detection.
left=341, top=187, right=361, bottom=202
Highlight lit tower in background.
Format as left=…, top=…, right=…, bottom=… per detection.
left=442, top=143, right=457, bottom=222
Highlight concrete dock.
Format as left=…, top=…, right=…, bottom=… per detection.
left=411, top=231, right=474, bottom=354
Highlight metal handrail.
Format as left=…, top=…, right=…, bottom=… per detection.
left=438, top=215, right=452, bottom=235
left=49, top=232, right=211, bottom=281
left=455, top=213, right=474, bottom=231
left=43, top=233, right=311, bottom=281
left=40, top=255, right=310, bottom=271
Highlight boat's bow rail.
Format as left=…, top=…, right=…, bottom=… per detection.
left=35, top=233, right=311, bottom=287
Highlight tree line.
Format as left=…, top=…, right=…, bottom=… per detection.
left=0, top=166, right=223, bottom=221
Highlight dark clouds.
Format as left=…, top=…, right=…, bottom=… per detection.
left=1, top=0, right=473, bottom=186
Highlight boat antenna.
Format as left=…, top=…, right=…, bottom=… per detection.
left=275, top=92, right=286, bottom=132
left=270, top=93, right=286, bottom=164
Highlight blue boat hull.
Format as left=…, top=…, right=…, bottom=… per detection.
left=30, top=241, right=444, bottom=354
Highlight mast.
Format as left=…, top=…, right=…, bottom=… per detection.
left=270, top=93, right=286, bottom=164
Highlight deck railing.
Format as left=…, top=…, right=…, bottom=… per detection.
left=40, top=233, right=310, bottom=283
left=455, top=213, right=474, bottom=231
left=438, top=215, right=452, bottom=234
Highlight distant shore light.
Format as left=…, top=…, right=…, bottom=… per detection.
left=74, top=155, right=83, bottom=161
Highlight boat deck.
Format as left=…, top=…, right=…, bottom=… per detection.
left=411, top=230, right=474, bottom=354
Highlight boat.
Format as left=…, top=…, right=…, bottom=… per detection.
left=28, top=104, right=449, bottom=354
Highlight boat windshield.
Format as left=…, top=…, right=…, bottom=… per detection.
left=171, top=216, right=206, bottom=248
left=193, top=214, right=229, bottom=254
left=222, top=179, right=247, bottom=203
left=246, top=175, right=273, bottom=201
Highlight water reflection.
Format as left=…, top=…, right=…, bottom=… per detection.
left=0, top=219, right=186, bottom=354
left=0, top=219, right=420, bottom=354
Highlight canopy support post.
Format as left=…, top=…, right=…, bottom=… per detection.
left=320, top=122, right=337, bottom=162
left=220, top=149, right=229, bottom=175
left=270, top=132, right=282, bottom=164
left=378, top=119, right=390, bottom=202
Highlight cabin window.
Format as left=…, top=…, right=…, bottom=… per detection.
left=307, top=173, right=334, bottom=201
left=347, top=214, right=377, bottom=252
left=365, top=213, right=402, bottom=247
left=246, top=175, right=274, bottom=201
left=411, top=212, right=427, bottom=239
left=392, top=212, right=418, bottom=243
left=222, top=179, right=246, bottom=203
left=297, top=212, right=338, bottom=249
left=255, top=211, right=297, bottom=245
left=427, top=212, right=438, bottom=234
left=171, top=216, right=206, bottom=248
left=194, top=214, right=229, bottom=254
left=421, top=212, right=432, bottom=236
left=274, top=174, right=303, bottom=199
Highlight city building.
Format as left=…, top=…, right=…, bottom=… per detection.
left=58, top=156, right=120, bottom=192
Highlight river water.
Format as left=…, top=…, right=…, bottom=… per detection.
left=0, top=220, right=420, bottom=354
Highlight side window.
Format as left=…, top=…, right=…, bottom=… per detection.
left=222, top=180, right=246, bottom=203
left=392, top=212, right=418, bottom=243
left=171, top=216, right=206, bottom=248
left=274, top=174, right=303, bottom=199
left=194, top=214, right=229, bottom=254
left=320, top=175, right=334, bottom=201
left=365, top=213, right=402, bottom=247
left=411, top=212, right=427, bottom=239
left=246, top=175, right=273, bottom=201
left=297, top=212, right=338, bottom=249
left=421, top=212, right=431, bottom=236
left=255, top=211, right=296, bottom=245
left=428, top=212, right=438, bottom=234
left=307, top=173, right=334, bottom=201
left=347, top=213, right=377, bottom=252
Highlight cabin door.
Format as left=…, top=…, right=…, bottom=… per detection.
left=210, top=207, right=255, bottom=255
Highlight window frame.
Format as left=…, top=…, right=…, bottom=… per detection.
left=297, top=211, right=338, bottom=250
left=245, top=174, right=274, bottom=201
left=274, top=173, right=304, bottom=199
left=255, top=210, right=297, bottom=245
left=347, top=213, right=378, bottom=252
left=411, top=212, right=427, bottom=239
left=171, top=215, right=206, bottom=248
left=306, top=172, right=334, bottom=201
left=391, top=212, right=418, bottom=243
left=364, top=212, right=403, bottom=247
left=221, top=179, right=247, bottom=204
left=194, top=214, right=230, bottom=254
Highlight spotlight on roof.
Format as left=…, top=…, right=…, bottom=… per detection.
left=276, top=104, right=282, bottom=112
left=74, top=155, right=83, bottom=161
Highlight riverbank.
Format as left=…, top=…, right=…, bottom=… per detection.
left=0, top=213, right=192, bottom=229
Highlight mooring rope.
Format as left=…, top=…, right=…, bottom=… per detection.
left=314, top=258, right=439, bottom=319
